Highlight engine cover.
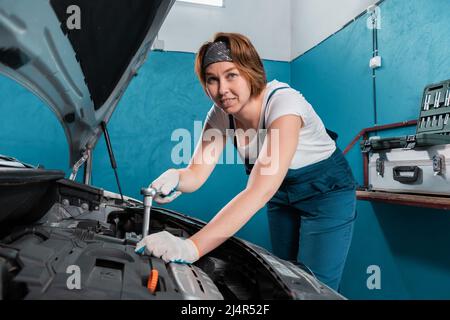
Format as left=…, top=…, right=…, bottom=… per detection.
left=0, top=226, right=223, bottom=300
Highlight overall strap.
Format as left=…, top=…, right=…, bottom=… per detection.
left=262, top=86, right=290, bottom=129
left=228, top=86, right=290, bottom=174
left=228, top=113, right=237, bottom=148
left=227, top=87, right=290, bottom=147
left=264, top=86, right=339, bottom=141
left=229, top=113, right=252, bottom=169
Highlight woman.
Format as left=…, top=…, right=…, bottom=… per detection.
left=136, top=32, right=357, bottom=291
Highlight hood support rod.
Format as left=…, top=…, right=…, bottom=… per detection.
left=101, top=121, right=124, bottom=203
left=83, top=148, right=93, bottom=185
left=69, top=152, right=89, bottom=181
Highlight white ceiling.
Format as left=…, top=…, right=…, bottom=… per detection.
left=158, top=0, right=379, bottom=62
left=158, top=0, right=292, bottom=61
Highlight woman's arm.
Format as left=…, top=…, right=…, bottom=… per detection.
left=190, top=114, right=303, bottom=256
left=176, top=122, right=227, bottom=193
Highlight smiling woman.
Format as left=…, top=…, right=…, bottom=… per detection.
left=195, top=33, right=267, bottom=105
left=139, top=32, right=357, bottom=292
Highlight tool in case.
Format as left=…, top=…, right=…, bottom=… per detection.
left=361, top=79, right=450, bottom=195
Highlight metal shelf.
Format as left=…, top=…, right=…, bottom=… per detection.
left=357, top=190, right=450, bottom=210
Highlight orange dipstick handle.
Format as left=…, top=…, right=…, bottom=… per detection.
left=147, top=269, right=158, bottom=293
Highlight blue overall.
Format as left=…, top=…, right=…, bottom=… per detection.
left=229, top=87, right=357, bottom=291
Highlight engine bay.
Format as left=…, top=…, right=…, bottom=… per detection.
left=0, top=169, right=342, bottom=300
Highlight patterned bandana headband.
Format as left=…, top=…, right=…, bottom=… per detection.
left=202, top=41, right=233, bottom=70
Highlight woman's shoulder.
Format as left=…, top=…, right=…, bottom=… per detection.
left=266, top=79, right=296, bottom=91
left=266, top=80, right=303, bottom=100
left=264, top=81, right=314, bottom=127
left=266, top=81, right=308, bottom=108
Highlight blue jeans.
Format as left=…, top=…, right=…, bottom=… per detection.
left=267, top=148, right=357, bottom=291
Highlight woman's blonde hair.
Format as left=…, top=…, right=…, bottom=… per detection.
left=195, top=32, right=267, bottom=98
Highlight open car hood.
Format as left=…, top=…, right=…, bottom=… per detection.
left=0, top=0, right=175, bottom=167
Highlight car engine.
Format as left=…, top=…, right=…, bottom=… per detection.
left=0, top=167, right=343, bottom=300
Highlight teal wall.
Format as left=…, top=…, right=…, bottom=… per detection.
left=0, top=51, right=290, bottom=251
left=0, top=76, right=67, bottom=170
left=291, top=0, right=450, bottom=299
left=1, top=0, right=449, bottom=300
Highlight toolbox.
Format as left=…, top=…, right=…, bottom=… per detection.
left=362, top=79, right=450, bottom=196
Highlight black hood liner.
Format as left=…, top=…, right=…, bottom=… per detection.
left=0, top=168, right=64, bottom=227
left=50, top=0, right=163, bottom=110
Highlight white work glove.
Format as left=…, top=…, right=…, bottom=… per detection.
left=135, top=231, right=200, bottom=264
left=151, top=169, right=182, bottom=204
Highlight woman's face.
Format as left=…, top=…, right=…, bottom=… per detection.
left=204, top=61, right=252, bottom=114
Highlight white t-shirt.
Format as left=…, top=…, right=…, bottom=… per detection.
left=205, top=80, right=336, bottom=169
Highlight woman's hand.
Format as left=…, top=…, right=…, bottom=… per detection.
left=151, top=169, right=182, bottom=204
left=135, top=231, right=200, bottom=264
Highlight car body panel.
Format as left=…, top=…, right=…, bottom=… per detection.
left=0, top=0, right=175, bottom=167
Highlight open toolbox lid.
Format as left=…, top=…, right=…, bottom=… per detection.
left=361, top=79, right=450, bottom=153
left=417, top=79, right=450, bottom=135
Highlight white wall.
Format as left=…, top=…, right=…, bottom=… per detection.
left=158, top=0, right=380, bottom=62
left=290, top=0, right=378, bottom=59
left=157, top=0, right=292, bottom=61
